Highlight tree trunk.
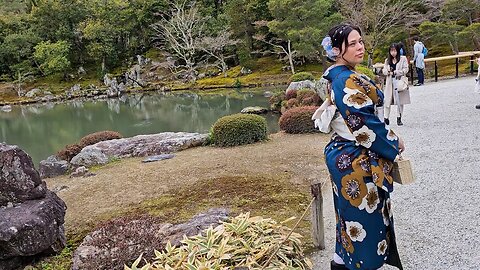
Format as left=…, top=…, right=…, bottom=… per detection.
left=288, top=40, right=295, bottom=74
left=102, top=57, right=106, bottom=73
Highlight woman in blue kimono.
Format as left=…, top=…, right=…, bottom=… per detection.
left=317, top=24, right=405, bottom=270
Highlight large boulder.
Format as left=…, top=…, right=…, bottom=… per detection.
left=25, top=88, right=42, bottom=98
left=314, top=78, right=329, bottom=101
left=0, top=144, right=67, bottom=270
left=70, top=132, right=208, bottom=168
left=286, top=80, right=315, bottom=92
left=0, top=191, right=67, bottom=268
left=39, top=155, right=69, bottom=179
left=0, top=143, right=46, bottom=206
left=72, top=208, right=229, bottom=270
left=70, top=147, right=109, bottom=167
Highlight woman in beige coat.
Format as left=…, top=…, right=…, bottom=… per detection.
left=382, top=43, right=411, bottom=125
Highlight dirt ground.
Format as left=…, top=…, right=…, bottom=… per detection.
left=45, top=132, right=332, bottom=233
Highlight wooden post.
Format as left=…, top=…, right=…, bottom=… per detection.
left=311, top=179, right=325, bottom=250
left=455, top=58, right=459, bottom=78
left=410, top=63, right=414, bottom=85
left=471, top=56, right=475, bottom=74
left=434, top=61, right=438, bottom=82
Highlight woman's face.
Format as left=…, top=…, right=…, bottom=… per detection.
left=337, top=30, right=365, bottom=66
left=390, top=48, right=397, bottom=58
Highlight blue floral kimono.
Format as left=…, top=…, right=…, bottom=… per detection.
left=323, top=65, right=403, bottom=270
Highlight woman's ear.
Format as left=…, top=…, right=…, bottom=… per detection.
left=332, top=47, right=340, bottom=56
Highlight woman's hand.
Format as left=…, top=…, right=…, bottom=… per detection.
left=398, top=137, right=405, bottom=153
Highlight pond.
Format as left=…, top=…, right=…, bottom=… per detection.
left=0, top=89, right=281, bottom=166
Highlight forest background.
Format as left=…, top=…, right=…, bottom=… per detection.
left=0, top=0, right=479, bottom=89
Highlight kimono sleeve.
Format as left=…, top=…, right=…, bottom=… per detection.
left=332, top=73, right=400, bottom=161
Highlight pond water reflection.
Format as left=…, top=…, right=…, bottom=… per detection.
left=0, top=89, right=280, bottom=166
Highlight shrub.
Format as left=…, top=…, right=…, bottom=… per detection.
left=286, top=98, right=298, bottom=109
left=296, top=89, right=321, bottom=106
left=289, top=71, right=315, bottom=82
left=285, top=89, right=297, bottom=100
left=127, top=213, right=312, bottom=270
left=279, top=106, right=319, bottom=134
left=79, top=130, right=122, bottom=148
left=268, top=91, right=286, bottom=111
left=211, top=113, right=267, bottom=147
left=356, top=64, right=375, bottom=79
left=56, top=143, right=82, bottom=162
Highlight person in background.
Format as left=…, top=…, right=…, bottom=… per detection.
left=413, top=37, right=425, bottom=86
left=382, top=43, right=411, bottom=125
left=317, top=23, right=405, bottom=270
left=474, top=56, right=480, bottom=109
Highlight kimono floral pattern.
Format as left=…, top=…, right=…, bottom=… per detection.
left=323, top=65, right=403, bottom=270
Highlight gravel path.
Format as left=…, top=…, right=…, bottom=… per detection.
left=311, top=76, right=480, bottom=270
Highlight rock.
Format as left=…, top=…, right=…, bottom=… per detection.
left=39, top=155, right=69, bottom=179
left=240, top=66, right=252, bottom=75
left=72, top=208, right=229, bottom=270
left=286, top=80, right=315, bottom=92
left=77, top=66, right=86, bottom=75
left=1, top=105, right=12, bottom=112
left=51, top=185, right=69, bottom=193
left=263, top=91, right=273, bottom=98
left=70, top=132, right=208, bottom=168
left=142, top=154, right=175, bottom=163
left=314, top=78, right=329, bottom=101
left=0, top=191, right=67, bottom=269
left=0, top=143, right=66, bottom=270
left=0, top=143, right=46, bottom=206
left=25, top=88, right=42, bottom=98
left=70, top=147, right=109, bottom=168
left=71, top=84, right=81, bottom=93
left=240, top=106, right=269, bottom=114
left=69, top=166, right=95, bottom=178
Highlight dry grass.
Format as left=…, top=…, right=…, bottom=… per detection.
left=45, top=132, right=331, bottom=232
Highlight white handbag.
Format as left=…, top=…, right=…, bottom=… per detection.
left=396, top=77, right=409, bottom=92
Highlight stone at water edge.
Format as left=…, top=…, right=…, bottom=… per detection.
left=240, top=106, right=269, bottom=114
left=286, top=80, right=315, bottom=92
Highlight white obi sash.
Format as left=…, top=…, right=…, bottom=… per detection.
left=312, top=99, right=355, bottom=141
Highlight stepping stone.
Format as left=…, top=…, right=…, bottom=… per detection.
left=142, top=154, right=175, bottom=163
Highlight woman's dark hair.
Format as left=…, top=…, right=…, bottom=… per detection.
left=327, top=24, right=362, bottom=62
left=397, top=42, right=407, bottom=56
left=387, top=43, right=400, bottom=64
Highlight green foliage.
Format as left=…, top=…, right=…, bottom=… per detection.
left=211, top=113, right=267, bottom=147
left=33, top=40, right=71, bottom=75
left=268, top=91, right=285, bottom=111
left=356, top=64, right=375, bottom=79
left=127, top=213, right=313, bottom=270
left=419, top=21, right=465, bottom=54
left=279, top=106, right=318, bottom=134
left=267, top=0, right=342, bottom=57
left=289, top=71, right=314, bottom=82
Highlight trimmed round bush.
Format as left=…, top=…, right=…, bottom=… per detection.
left=297, top=89, right=321, bottom=106
left=286, top=98, right=298, bottom=109
left=79, top=130, right=122, bottom=148
left=57, top=143, right=83, bottom=162
left=285, top=89, right=297, bottom=100
left=289, top=71, right=315, bottom=82
left=279, top=106, right=319, bottom=134
left=211, top=113, right=267, bottom=147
